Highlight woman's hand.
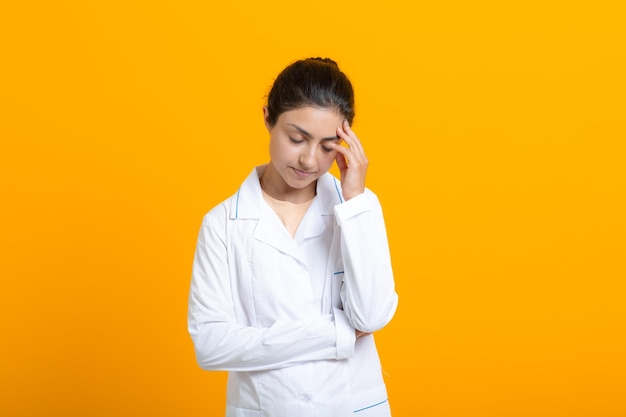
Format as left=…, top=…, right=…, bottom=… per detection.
left=332, top=120, right=368, bottom=201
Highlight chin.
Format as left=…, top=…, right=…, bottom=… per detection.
left=288, top=179, right=316, bottom=190
left=284, top=175, right=318, bottom=190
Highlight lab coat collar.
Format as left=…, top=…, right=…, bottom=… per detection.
left=229, top=165, right=343, bottom=220
left=229, top=166, right=344, bottom=261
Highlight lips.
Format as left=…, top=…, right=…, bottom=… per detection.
left=292, top=167, right=315, bottom=178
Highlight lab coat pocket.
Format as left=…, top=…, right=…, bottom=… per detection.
left=352, top=385, right=390, bottom=416
left=226, top=404, right=261, bottom=417
left=353, top=400, right=391, bottom=416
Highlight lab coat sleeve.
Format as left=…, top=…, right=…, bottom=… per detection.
left=188, top=205, right=356, bottom=372
left=334, top=190, right=399, bottom=333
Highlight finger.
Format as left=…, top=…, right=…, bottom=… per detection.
left=337, top=121, right=357, bottom=144
left=335, top=127, right=358, bottom=156
left=329, top=141, right=351, bottom=164
left=335, top=150, right=348, bottom=172
left=341, top=120, right=361, bottom=145
left=330, top=140, right=368, bottom=173
left=335, top=131, right=366, bottom=166
left=338, top=120, right=365, bottom=155
left=342, top=119, right=358, bottom=140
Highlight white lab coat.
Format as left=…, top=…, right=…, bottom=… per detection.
left=188, top=166, right=398, bottom=417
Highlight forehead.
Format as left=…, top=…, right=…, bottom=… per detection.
left=278, top=106, right=344, bottom=135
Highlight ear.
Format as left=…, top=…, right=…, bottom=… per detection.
left=262, top=106, right=272, bottom=132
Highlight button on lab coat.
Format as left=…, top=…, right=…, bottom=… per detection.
left=188, top=166, right=398, bottom=417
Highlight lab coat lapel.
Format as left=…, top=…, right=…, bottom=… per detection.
left=230, top=167, right=304, bottom=262
left=296, top=198, right=326, bottom=242
left=296, top=173, right=343, bottom=242
left=253, top=212, right=303, bottom=262
left=230, top=168, right=343, bottom=261
left=229, top=168, right=262, bottom=221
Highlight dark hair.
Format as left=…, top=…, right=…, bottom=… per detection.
left=266, top=57, right=355, bottom=127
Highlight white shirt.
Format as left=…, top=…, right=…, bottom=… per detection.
left=188, top=166, right=399, bottom=417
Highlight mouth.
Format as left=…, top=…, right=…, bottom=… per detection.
left=291, top=167, right=315, bottom=178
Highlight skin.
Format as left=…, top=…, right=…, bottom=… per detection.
left=261, top=105, right=371, bottom=339
left=261, top=106, right=369, bottom=203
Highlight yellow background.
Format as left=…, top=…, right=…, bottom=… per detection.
left=1, top=1, right=624, bottom=416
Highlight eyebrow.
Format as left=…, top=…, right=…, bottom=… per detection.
left=287, top=123, right=340, bottom=142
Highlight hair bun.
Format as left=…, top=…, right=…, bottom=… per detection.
left=265, top=57, right=354, bottom=127
left=309, top=57, right=339, bottom=67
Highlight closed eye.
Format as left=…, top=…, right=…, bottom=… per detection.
left=289, top=137, right=304, bottom=144
left=321, top=139, right=340, bottom=153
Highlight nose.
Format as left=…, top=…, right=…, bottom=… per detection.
left=298, top=144, right=316, bottom=168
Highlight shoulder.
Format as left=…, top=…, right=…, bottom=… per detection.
left=200, top=170, right=249, bottom=221
left=201, top=166, right=262, bottom=226
left=194, top=196, right=232, bottom=245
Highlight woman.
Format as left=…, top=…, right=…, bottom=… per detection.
left=188, top=57, right=398, bottom=416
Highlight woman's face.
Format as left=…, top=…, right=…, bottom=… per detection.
left=264, top=106, right=344, bottom=193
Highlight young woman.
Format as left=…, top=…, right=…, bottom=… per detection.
left=188, top=57, right=398, bottom=417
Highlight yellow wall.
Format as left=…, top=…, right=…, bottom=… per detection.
left=1, top=1, right=624, bottom=416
